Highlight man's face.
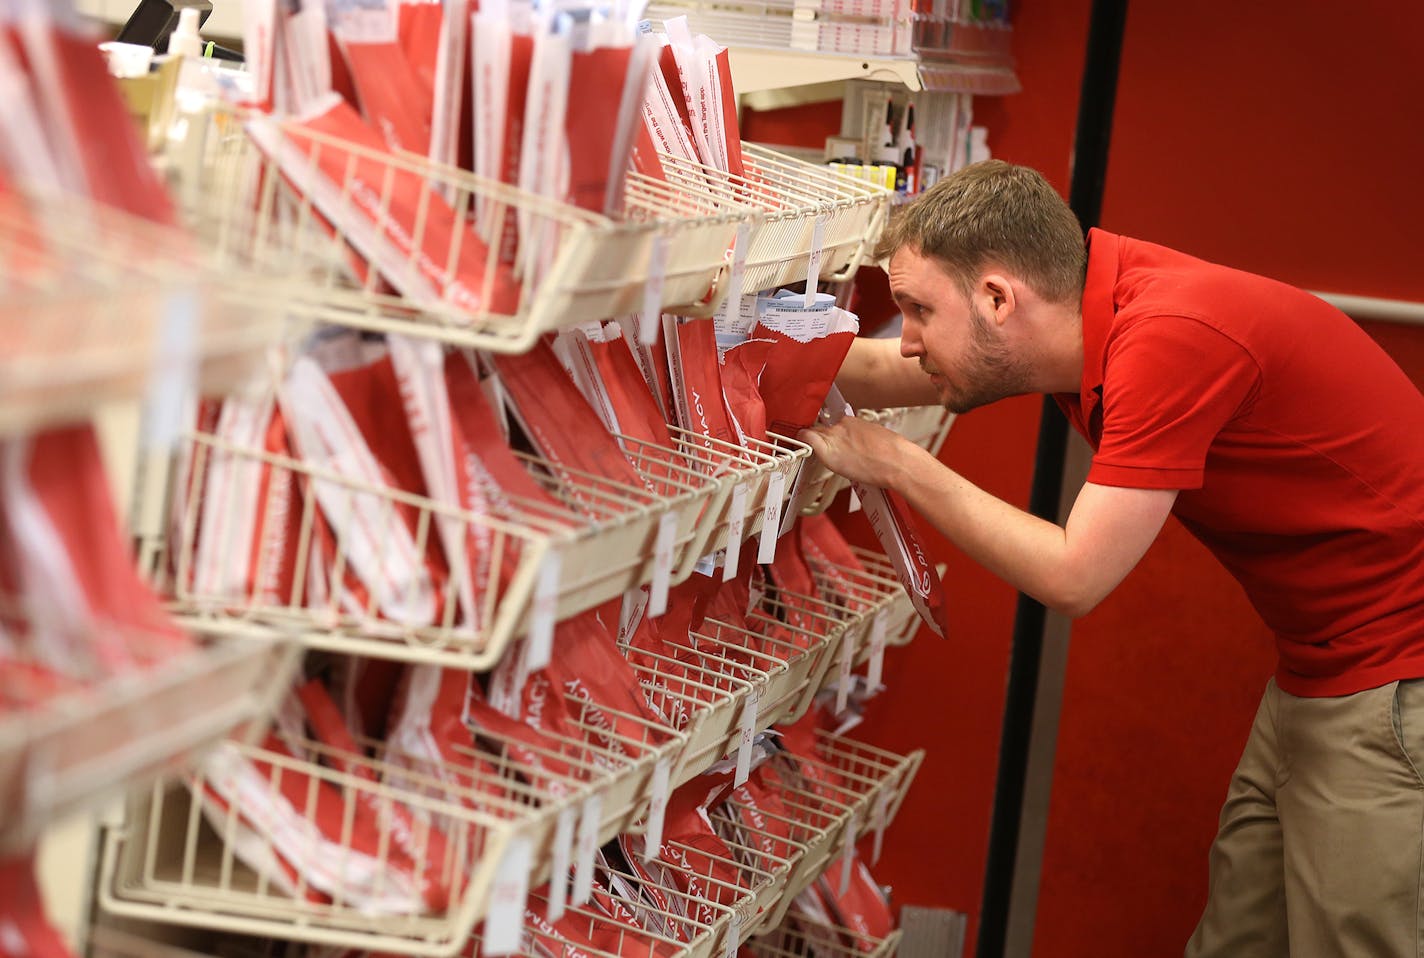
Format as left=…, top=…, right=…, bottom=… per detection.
left=888, top=246, right=1032, bottom=414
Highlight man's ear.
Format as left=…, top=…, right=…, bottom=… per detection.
left=978, top=272, right=1017, bottom=326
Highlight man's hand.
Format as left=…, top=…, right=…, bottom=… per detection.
left=797, top=417, right=931, bottom=489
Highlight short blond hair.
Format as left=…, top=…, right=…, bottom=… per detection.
left=875, top=160, right=1087, bottom=304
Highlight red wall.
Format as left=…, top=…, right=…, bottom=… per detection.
left=737, top=2, right=1424, bottom=953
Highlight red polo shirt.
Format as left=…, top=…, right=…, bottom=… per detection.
left=1057, top=229, right=1424, bottom=696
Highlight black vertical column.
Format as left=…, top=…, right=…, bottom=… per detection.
left=974, top=3, right=1129, bottom=957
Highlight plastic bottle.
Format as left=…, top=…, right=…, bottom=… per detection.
left=166, top=7, right=202, bottom=59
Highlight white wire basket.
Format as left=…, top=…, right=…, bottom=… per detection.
left=746, top=916, right=903, bottom=958
left=0, top=634, right=297, bottom=855
left=0, top=192, right=291, bottom=438
left=98, top=672, right=686, bottom=957
left=796, top=405, right=954, bottom=518
left=654, top=144, right=892, bottom=296
left=140, top=424, right=763, bottom=670
left=167, top=107, right=757, bottom=354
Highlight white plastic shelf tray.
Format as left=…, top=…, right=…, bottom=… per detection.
left=0, top=637, right=297, bottom=855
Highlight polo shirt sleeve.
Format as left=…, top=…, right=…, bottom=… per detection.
left=1089, top=315, right=1260, bottom=490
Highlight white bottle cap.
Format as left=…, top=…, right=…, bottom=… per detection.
left=167, top=8, right=203, bottom=59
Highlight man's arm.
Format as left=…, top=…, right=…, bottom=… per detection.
left=836, top=337, right=941, bottom=410
left=798, top=417, right=1177, bottom=617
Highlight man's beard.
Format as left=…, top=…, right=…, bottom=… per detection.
left=927, top=304, right=1034, bottom=414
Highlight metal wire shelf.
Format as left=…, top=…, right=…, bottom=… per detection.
left=167, top=106, right=759, bottom=355
left=653, top=143, right=892, bottom=295
left=0, top=636, right=297, bottom=856
left=0, top=191, right=292, bottom=438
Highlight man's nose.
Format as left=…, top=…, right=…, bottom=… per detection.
left=900, top=332, right=922, bottom=359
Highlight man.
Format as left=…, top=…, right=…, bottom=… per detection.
left=800, top=159, right=1424, bottom=956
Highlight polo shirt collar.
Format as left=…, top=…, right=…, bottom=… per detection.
left=1073, top=227, right=1121, bottom=415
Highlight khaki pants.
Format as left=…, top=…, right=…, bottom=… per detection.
left=1186, top=679, right=1424, bottom=957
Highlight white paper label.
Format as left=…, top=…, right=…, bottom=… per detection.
left=840, top=810, right=858, bottom=895
left=144, top=286, right=199, bottom=452
left=573, top=793, right=603, bottom=905
left=735, top=686, right=761, bottom=787
left=638, top=310, right=659, bottom=347
left=641, top=236, right=669, bottom=341
left=757, top=472, right=786, bottom=565
left=867, top=610, right=888, bottom=691
left=835, top=630, right=855, bottom=715
left=849, top=487, right=862, bottom=513
left=526, top=550, right=562, bottom=671
left=717, top=221, right=751, bottom=326
left=642, top=757, right=673, bottom=860
left=723, top=483, right=749, bottom=581
left=648, top=513, right=678, bottom=617
left=804, top=215, right=826, bottom=306
left=548, top=806, right=576, bottom=921
left=872, top=787, right=892, bottom=864
left=482, top=835, right=533, bottom=957
left=619, top=588, right=649, bottom=649
left=724, top=909, right=743, bottom=958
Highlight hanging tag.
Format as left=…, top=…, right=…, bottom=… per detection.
left=872, top=787, right=893, bottom=865
left=526, top=550, right=562, bottom=672
left=724, top=909, right=743, bottom=958
left=718, top=221, right=751, bottom=323
left=849, top=487, right=862, bottom=513
left=835, top=630, right=855, bottom=715
left=143, top=285, right=200, bottom=452
left=547, top=806, right=576, bottom=921
left=723, top=483, right=749, bottom=581
left=482, top=835, right=533, bottom=957
left=757, top=472, right=786, bottom=564
left=637, top=310, right=658, bottom=346
left=573, top=792, right=603, bottom=905
left=640, top=236, right=669, bottom=343
left=867, top=610, right=888, bottom=691
left=840, top=810, right=858, bottom=895
left=648, top=512, right=678, bottom=617
left=619, top=588, right=649, bottom=648
left=804, top=215, right=826, bottom=307
left=642, top=757, right=673, bottom=860
left=735, top=686, right=761, bottom=786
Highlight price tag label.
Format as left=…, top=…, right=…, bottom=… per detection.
left=481, top=835, right=533, bottom=957
left=735, top=686, right=761, bottom=786
left=867, top=610, right=888, bottom=691
left=723, top=483, right=749, bottom=581
left=835, top=630, right=855, bottom=715
left=619, top=588, right=649, bottom=648
left=724, top=909, right=743, bottom=958
left=804, top=215, right=826, bottom=306
left=757, top=472, right=786, bottom=564
left=641, top=236, right=669, bottom=344
left=840, top=810, right=858, bottom=895
left=144, top=285, right=200, bottom=452
left=642, top=757, right=673, bottom=860
left=526, top=550, right=562, bottom=671
left=872, top=787, right=893, bottom=865
left=547, top=806, right=576, bottom=921
left=573, top=793, right=603, bottom=906
left=648, top=513, right=678, bottom=617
